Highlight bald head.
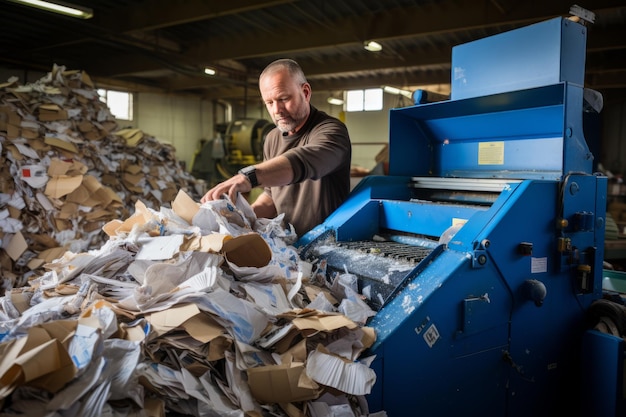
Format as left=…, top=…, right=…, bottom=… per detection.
left=259, top=59, right=308, bottom=87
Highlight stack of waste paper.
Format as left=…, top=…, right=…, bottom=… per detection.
left=0, top=190, right=384, bottom=417
left=0, top=65, right=202, bottom=291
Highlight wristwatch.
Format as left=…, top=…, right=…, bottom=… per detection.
left=238, top=165, right=259, bottom=187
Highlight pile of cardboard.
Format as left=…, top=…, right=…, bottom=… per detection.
left=0, top=190, right=383, bottom=417
left=0, top=65, right=202, bottom=290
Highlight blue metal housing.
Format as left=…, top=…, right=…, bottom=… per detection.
left=451, top=17, right=587, bottom=100
left=296, top=16, right=607, bottom=417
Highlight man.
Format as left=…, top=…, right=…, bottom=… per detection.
left=201, top=59, right=352, bottom=237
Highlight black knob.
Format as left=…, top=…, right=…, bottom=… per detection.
left=518, top=242, right=533, bottom=256
left=522, top=279, right=547, bottom=307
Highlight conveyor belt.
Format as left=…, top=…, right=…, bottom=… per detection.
left=302, top=233, right=441, bottom=310
left=335, top=240, right=434, bottom=263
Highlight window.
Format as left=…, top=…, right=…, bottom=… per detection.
left=97, top=89, right=133, bottom=120
left=345, top=88, right=383, bottom=112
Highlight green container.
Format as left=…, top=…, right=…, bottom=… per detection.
left=602, top=269, right=626, bottom=293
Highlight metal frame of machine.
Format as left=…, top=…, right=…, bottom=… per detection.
left=297, top=16, right=612, bottom=417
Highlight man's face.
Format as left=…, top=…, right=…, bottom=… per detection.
left=260, top=70, right=311, bottom=135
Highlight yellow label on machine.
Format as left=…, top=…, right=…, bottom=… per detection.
left=478, top=141, right=504, bottom=165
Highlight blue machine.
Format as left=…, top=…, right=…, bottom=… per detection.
left=297, top=17, right=608, bottom=417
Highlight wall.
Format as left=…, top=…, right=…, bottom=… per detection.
left=134, top=93, right=214, bottom=172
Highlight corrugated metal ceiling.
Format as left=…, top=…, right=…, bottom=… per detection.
left=0, top=0, right=624, bottom=102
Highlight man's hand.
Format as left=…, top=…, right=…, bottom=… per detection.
left=201, top=174, right=251, bottom=204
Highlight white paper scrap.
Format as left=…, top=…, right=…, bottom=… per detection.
left=19, top=164, right=48, bottom=188
left=306, top=349, right=376, bottom=396
left=136, top=235, right=184, bottom=260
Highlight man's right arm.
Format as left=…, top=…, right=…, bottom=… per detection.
left=201, top=155, right=292, bottom=204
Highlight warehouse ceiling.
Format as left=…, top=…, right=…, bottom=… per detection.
left=1, top=0, right=625, bottom=103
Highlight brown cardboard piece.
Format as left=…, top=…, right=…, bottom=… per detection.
left=171, top=189, right=199, bottom=224
left=26, top=257, right=45, bottom=270
left=0, top=105, right=20, bottom=129
left=0, top=320, right=77, bottom=399
left=38, top=104, right=68, bottom=121
left=102, top=219, right=123, bottom=237
left=147, top=303, right=200, bottom=336
left=125, top=164, right=143, bottom=175
left=9, top=291, right=31, bottom=314
left=65, top=183, right=90, bottom=205
left=102, top=200, right=154, bottom=237
left=123, top=172, right=143, bottom=186
left=45, top=175, right=83, bottom=199
left=114, top=128, right=144, bottom=147
left=44, top=136, right=78, bottom=153
left=5, top=231, right=28, bottom=261
left=222, top=233, right=272, bottom=268
left=146, top=303, right=230, bottom=361
left=143, top=397, right=166, bottom=417
left=47, top=158, right=71, bottom=176
left=190, top=233, right=272, bottom=268
left=247, top=363, right=320, bottom=405
left=38, top=247, right=67, bottom=263
left=182, top=312, right=224, bottom=344
left=291, top=313, right=358, bottom=333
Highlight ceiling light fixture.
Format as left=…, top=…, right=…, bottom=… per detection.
left=327, top=97, right=344, bottom=106
left=8, top=0, right=93, bottom=19
left=363, top=41, right=382, bottom=52
left=204, top=67, right=216, bottom=76
left=383, top=85, right=413, bottom=98
left=382, top=85, right=401, bottom=95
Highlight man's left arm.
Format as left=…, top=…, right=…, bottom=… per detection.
left=286, top=120, right=351, bottom=182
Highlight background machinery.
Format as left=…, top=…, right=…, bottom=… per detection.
left=191, top=118, right=274, bottom=188
left=297, top=14, right=620, bottom=417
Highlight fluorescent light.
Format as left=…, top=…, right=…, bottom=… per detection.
left=327, top=97, right=344, bottom=106
left=364, top=41, right=382, bottom=52
left=8, top=0, right=93, bottom=19
left=383, top=85, right=401, bottom=95
left=204, top=67, right=216, bottom=76
left=383, top=85, right=412, bottom=98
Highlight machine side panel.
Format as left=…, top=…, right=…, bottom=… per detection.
left=367, top=250, right=511, bottom=417
left=563, top=85, right=593, bottom=174
left=451, top=17, right=586, bottom=100
left=387, top=112, right=434, bottom=178
left=477, top=179, right=604, bottom=416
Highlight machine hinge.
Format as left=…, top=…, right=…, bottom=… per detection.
left=471, top=239, right=490, bottom=268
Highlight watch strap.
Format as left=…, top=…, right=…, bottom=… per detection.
left=238, top=166, right=258, bottom=187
